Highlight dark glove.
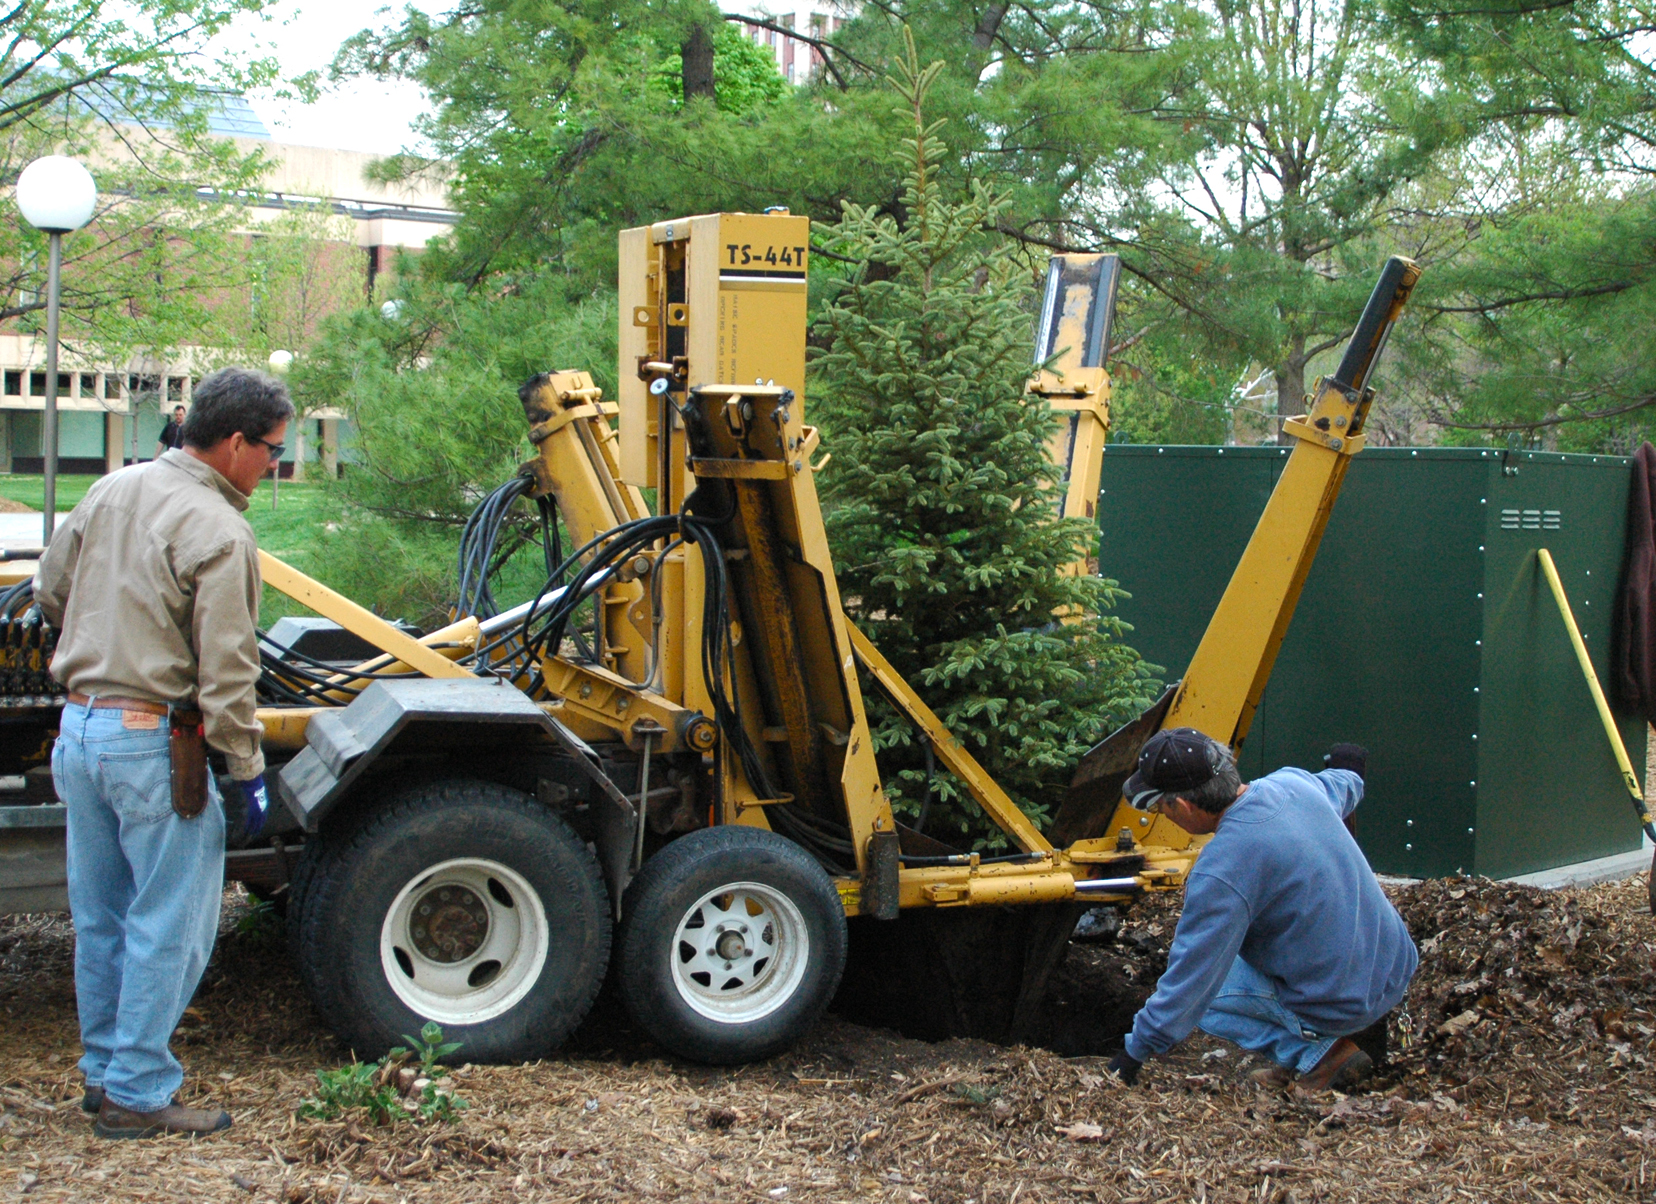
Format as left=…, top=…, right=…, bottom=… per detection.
left=1107, top=1050, right=1142, bottom=1086
left=237, top=775, right=269, bottom=838
left=1324, top=743, right=1368, bottom=779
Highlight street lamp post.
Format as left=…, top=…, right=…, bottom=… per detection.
left=16, top=156, right=96, bottom=544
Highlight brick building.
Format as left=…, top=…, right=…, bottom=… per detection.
left=740, top=5, right=854, bottom=84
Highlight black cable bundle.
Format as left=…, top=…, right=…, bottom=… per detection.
left=454, top=474, right=562, bottom=621
left=254, top=627, right=423, bottom=706
left=510, top=513, right=682, bottom=674
left=0, top=579, right=34, bottom=619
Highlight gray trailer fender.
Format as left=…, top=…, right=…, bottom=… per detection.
left=277, top=678, right=639, bottom=907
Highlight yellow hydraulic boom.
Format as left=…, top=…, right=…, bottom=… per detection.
left=239, top=216, right=1417, bottom=1056
left=1051, top=256, right=1421, bottom=847
left=255, top=219, right=1417, bottom=917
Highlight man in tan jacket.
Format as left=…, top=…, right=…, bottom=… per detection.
left=36, top=367, right=291, bottom=1139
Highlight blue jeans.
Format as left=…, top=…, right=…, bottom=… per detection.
left=1197, top=956, right=1338, bottom=1074
left=54, top=702, right=225, bottom=1112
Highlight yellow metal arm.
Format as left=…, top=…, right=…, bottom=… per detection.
left=259, top=552, right=472, bottom=681
left=1053, top=257, right=1420, bottom=848
left=847, top=622, right=1051, bottom=854
left=1027, top=253, right=1118, bottom=579
left=1145, top=258, right=1420, bottom=751
left=1537, top=547, right=1653, bottom=829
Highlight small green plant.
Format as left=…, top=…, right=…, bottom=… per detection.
left=234, top=893, right=279, bottom=938
left=298, top=1023, right=467, bottom=1125
left=399, top=1021, right=463, bottom=1076
left=297, top=1060, right=401, bottom=1125
left=394, top=1022, right=467, bottom=1122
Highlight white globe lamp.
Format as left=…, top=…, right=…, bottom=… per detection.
left=16, top=156, right=97, bottom=234
left=16, top=156, right=98, bottom=544
left=268, top=349, right=295, bottom=376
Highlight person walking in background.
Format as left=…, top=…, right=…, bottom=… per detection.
left=35, top=367, right=291, bottom=1139
left=155, top=404, right=186, bottom=458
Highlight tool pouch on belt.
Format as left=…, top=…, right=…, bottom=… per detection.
left=168, top=706, right=208, bottom=819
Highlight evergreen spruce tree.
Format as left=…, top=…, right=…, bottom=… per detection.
left=812, top=31, right=1157, bottom=842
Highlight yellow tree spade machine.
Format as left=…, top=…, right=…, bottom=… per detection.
left=0, top=211, right=1417, bottom=1065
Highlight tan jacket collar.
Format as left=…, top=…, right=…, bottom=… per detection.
left=159, top=448, right=250, bottom=513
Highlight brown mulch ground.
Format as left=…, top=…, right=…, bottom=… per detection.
left=3, top=870, right=1654, bottom=1203
left=0, top=496, right=37, bottom=514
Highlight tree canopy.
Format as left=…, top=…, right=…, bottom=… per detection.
left=811, top=35, right=1155, bottom=836
left=325, top=0, right=1656, bottom=447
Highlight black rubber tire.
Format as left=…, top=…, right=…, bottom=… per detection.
left=284, top=836, right=322, bottom=966
left=617, top=826, right=846, bottom=1065
left=297, top=778, right=611, bottom=1063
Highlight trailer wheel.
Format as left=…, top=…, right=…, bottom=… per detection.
left=298, top=778, right=610, bottom=1062
left=285, top=838, right=322, bottom=966
left=617, top=826, right=846, bottom=1064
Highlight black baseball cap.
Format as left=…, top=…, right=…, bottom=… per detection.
left=1123, top=727, right=1224, bottom=811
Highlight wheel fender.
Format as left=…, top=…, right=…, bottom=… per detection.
left=278, top=681, right=639, bottom=903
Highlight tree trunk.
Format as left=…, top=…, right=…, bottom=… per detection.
left=970, top=3, right=1010, bottom=81
left=682, top=24, right=715, bottom=105
left=973, top=4, right=1010, bottom=51
left=1274, top=333, right=1307, bottom=444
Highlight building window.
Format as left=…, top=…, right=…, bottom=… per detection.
left=129, top=375, right=161, bottom=410
left=3, top=371, right=19, bottom=397
left=167, top=376, right=186, bottom=402
left=29, top=372, right=44, bottom=397
left=79, top=373, right=96, bottom=398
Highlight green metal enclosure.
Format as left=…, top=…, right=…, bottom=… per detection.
left=1096, top=445, right=1646, bottom=879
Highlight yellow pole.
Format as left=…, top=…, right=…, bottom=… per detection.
left=258, top=551, right=472, bottom=682
left=1537, top=547, right=1654, bottom=833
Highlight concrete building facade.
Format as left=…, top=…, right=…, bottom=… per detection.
left=0, top=97, right=456, bottom=478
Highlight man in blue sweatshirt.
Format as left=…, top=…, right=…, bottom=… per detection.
left=1104, top=728, right=1417, bottom=1097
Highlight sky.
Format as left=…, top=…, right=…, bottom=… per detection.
left=219, top=0, right=442, bottom=155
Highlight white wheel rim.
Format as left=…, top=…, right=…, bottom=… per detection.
left=669, top=880, right=810, bottom=1024
left=379, top=857, right=549, bottom=1026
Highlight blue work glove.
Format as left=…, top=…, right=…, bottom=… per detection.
left=1107, top=1050, right=1142, bottom=1086
left=1324, top=743, right=1368, bottom=779
left=237, top=775, right=269, bottom=838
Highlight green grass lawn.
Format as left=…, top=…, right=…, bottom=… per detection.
left=0, top=473, right=339, bottom=622
left=0, top=473, right=547, bottom=629
left=0, top=473, right=100, bottom=512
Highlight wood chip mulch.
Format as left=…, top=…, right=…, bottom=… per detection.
left=2, top=869, right=1654, bottom=1202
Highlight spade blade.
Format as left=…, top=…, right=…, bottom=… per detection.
left=1048, top=684, right=1177, bottom=846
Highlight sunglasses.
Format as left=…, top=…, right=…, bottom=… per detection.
left=248, top=434, right=285, bottom=462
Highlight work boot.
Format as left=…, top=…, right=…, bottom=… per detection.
left=1248, top=1063, right=1293, bottom=1089
left=1290, top=1038, right=1373, bottom=1099
left=80, top=1085, right=104, bottom=1114
left=94, top=1097, right=232, bottom=1139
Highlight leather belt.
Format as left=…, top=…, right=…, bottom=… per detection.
left=66, top=692, right=187, bottom=718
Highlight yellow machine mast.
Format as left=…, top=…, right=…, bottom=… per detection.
left=225, top=212, right=1423, bottom=1062
left=256, top=215, right=1417, bottom=915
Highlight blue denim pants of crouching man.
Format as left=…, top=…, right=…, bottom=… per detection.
left=1196, top=956, right=1340, bottom=1074
left=54, top=701, right=225, bottom=1112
